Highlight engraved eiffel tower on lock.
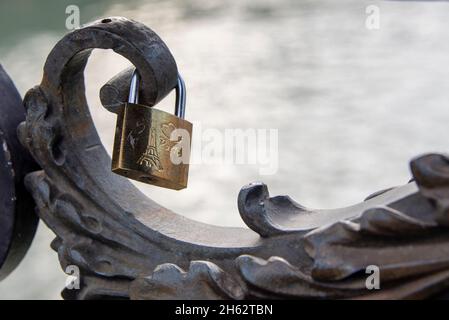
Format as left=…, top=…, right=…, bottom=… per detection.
left=137, top=128, right=163, bottom=171
left=111, top=69, right=192, bottom=190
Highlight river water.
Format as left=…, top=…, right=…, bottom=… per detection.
left=1, top=0, right=449, bottom=299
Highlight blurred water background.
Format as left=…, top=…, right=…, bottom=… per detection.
left=1, top=0, right=449, bottom=299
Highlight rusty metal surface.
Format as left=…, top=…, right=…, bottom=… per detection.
left=0, top=64, right=38, bottom=281
left=92, top=18, right=178, bottom=114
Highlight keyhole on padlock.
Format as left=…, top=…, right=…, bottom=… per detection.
left=139, top=176, right=156, bottom=183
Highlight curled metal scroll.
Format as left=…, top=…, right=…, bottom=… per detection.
left=18, top=17, right=449, bottom=299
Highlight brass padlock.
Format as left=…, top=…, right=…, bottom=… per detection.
left=112, top=70, right=192, bottom=190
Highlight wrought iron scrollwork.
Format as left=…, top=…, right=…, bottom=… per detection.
left=16, top=17, right=449, bottom=299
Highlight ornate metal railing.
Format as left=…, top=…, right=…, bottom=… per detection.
left=1, top=17, right=449, bottom=300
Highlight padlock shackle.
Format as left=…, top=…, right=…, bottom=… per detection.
left=175, top=75, right=186, bottom=119
left=128, top=69, right=140, bottom=104
left=129, top=69, right=186, bottom=119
